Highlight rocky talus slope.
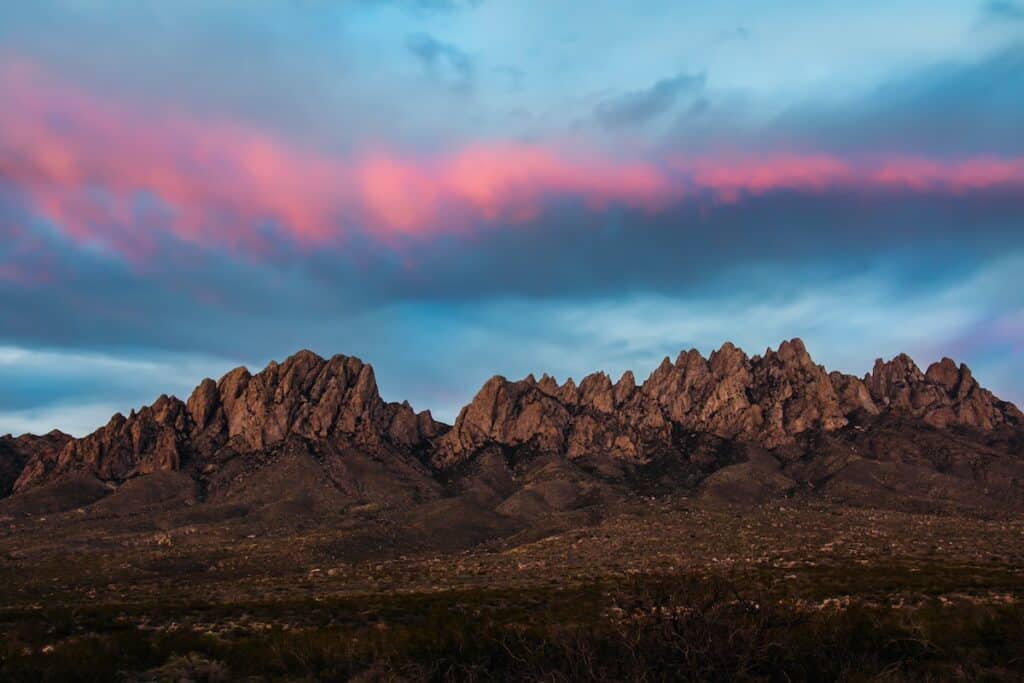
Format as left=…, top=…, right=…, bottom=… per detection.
left=1, top=340, right=1021, bottom=527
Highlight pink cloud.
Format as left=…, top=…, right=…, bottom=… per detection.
left=2, top=57, right=1024, bottom=262
left=681, top=155, right=1024, bottom=202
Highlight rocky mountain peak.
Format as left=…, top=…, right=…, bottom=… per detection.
left=536, top=373, right=559, bottom=396
left=864, top=353, right=1021, bottom=430
left=579, top=372, right=615, bottom=413
left=6, top=343, right=1022, bottom=494
left=708, top=341, right=749, bottom=377
left=614, top=371, right=636, bottom=405
left=865, top=353, right=924, bottom=407
left=434, top=339, right=1022, bottom=469
left=1, top=430, right=72, bottom=496
left=557, top=377, right=579, bottom=405
left=771, top=337, right=813, bottom=366
left=924, top=357, right=975, bottom=400
left=748, top=338, right=848, bottom=445
left=185, top=350, right=419, bottom=452
left=15, top=394, right=190, bottom=491
left=436, top=374, right=572, bottom=464
left=829, top=371, right=880, bottom=417
left=14, top=351, right=442, bottom=491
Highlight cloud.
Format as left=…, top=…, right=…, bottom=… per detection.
left=595, top=72, right=706, bottom=128
left=0, top=402, right=124, bottom=438
left=406, top=32, right=475, bottom=92
left=0, top=58, right=671, bottom=254
left=3, top=51, right=1023, bottom=432
left=2, top=6, right=1023, bottom=436
left=5, top=55, right=1024, bottom=269
left=0, top=346, right=235, bottom=436
left=3, top=252, right=1021, bottom=432
left=769, top=43, right=1024, bottom=156
left=983, top=1, right=1024, bottom=22
left=5, top=163, right=1021, bottom=356
left=376, top=255, right=1024, bottom=421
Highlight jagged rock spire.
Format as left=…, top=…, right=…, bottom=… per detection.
left=8, top=342, right=1023, bottom=489
left=434, top=339, right=1022, bottom=467
left=14, top=350, right=444, bottom=491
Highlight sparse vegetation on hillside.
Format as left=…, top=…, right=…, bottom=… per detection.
left=1, top=572, right=1022, bottom=682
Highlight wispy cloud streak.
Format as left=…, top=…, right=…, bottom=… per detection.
left=3, top=57, right=1024, bottom=264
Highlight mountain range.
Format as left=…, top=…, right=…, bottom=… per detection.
left=2, top=339, right=1022, bottom=531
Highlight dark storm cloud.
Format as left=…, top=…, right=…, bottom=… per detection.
left=659, top=43, right=1024, bottom=157
left=773, top=43, right=1024, bottom=155
left=595, top=72, right=706, bottom=128
left=7, top=188, right=1021, bottom=357
left=345, top=191, right=1024, bottom=304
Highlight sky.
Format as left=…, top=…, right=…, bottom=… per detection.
left=1, top=0, right=1023, bottom=436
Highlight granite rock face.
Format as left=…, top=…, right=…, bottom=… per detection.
left=434, top=339, right=1022, bottom=467
left=15, top=395, right=191, bottom=491
left=0, top=430, right=72, bottom=496
left=186, top=350, right=441, bottom=452
left=5, top=341, right=1022, bottom=497
left=866, top=355, right=1023, bottom=430
left=13, top=351, right=443, bottom=492
left=433, top=368, right=672, bottom=467
left=641, top=338, right=848, bottom=448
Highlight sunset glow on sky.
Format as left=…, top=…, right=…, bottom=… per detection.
left=2, top=1, right=1023, bottom=435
